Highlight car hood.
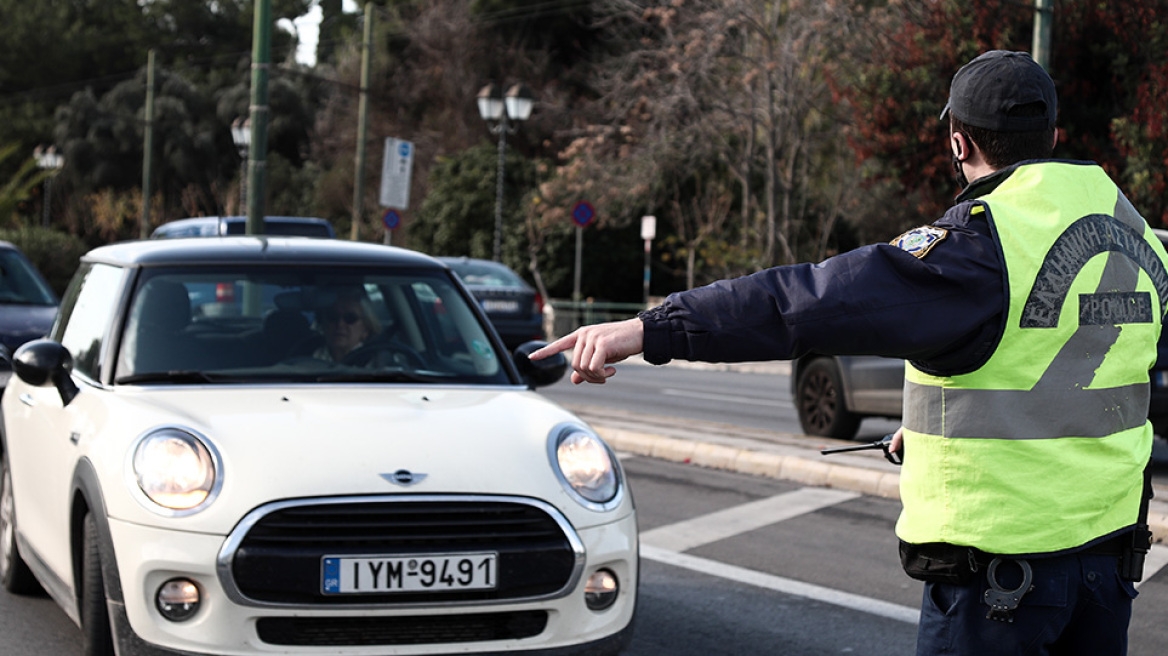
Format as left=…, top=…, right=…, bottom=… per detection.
left=0, top=305, right=56, bottom=352
left=99, top=385, right=623, bottom=532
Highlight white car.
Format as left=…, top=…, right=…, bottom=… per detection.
left=0, top=237, right=637, bottom=656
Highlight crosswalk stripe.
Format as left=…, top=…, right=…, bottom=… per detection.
left=642, top=545, right=921, bottom=624
left=639, top=487, right=860, bottom=553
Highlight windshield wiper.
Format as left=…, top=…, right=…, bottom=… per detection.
left=115, top=370, right=227, bottom=385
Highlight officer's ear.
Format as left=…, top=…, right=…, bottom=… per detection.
left=951, top=132, right=971, bottom=162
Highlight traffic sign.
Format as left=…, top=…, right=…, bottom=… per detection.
left=383, top=208, right=401, bottom=230
left=571, top=200, right=596, bottom=227
left=379, top=138, right=414, bottom=209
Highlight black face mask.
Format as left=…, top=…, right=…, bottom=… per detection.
left=952, top=152, right=969, bottom=189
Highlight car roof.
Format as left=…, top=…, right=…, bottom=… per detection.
left=151, top=215, right=335, bottom=238
left=82, top=237, right=449, bottom=270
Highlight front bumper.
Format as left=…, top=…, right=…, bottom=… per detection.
left=106, top=510, right=637, bottom=655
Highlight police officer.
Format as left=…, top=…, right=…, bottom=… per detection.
left=533, top=50, right=1166, bottom=655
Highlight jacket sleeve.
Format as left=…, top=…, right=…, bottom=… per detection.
left=639, top=202, right=1005, bottom=373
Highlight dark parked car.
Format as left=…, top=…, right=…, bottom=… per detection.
left=151, top=216, right=336, bottom=239
left=439, top=257, right=545, bottom=350
left=0, top=241, right=58, bottom=387
left=793, top=228, right=1168, bottom=440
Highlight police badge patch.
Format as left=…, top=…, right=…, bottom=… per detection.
left=891, top=226, right=949, bottom=259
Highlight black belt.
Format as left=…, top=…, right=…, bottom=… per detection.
left=967, top=532, right=1129, bottom=567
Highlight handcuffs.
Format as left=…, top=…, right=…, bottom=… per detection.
left=983, top=557, right=1034, bottom=622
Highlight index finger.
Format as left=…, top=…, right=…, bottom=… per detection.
left=529, top=333, right=577, bottom=361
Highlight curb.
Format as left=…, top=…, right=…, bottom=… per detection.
left=580, top=414, right=1168, bottom=545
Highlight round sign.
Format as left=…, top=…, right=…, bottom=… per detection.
left=571, top=201, right=596, bottom=228
left=383, top=209, right=401, bottom=230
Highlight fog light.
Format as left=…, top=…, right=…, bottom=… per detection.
left=584, top=569, right=619, bottom=611
left=156, top=578, right=200, bottom=622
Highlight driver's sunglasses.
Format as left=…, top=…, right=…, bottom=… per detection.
left=322, top=310, right=360, bottom=326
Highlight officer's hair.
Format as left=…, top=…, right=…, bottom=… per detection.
left=951, top=102, right=1056, bottom=168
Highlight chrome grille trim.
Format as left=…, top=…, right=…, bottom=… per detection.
left=215, top=494, right=585, bottom=609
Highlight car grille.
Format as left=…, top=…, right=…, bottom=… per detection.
left=224, top=496, right=580, bottom=606
left=256, top=611, right=548, bottom=647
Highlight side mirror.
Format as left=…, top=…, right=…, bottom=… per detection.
left=512, top=341, right=567, bottom=389
left=13, top=339, right=80, bottom=405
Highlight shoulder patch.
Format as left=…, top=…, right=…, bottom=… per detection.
left=891, top=226, right=949, bottom=259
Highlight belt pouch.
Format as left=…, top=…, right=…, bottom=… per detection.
left=899, top=540, right=976, bottom=584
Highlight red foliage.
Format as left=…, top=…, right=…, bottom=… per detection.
left=839, top=0, right=1168, bottom=226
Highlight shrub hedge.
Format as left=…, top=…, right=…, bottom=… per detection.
left=0, top=227, right=89, bottom=296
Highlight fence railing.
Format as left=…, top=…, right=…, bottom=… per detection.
left=544, top=299, right=651, bottom=340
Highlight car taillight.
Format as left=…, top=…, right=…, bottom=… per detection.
left=215, top=283, right=235, bottom=302
left=532, top=292, right=544, bottom=315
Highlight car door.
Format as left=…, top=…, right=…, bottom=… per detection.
left=4, top=263, right=124, bottom=586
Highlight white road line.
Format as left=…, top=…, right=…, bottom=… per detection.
left=640, top=487, right=860, bottom=553
left=660, top=388, right=778, bottom=407
left=1136, top=543, right=1168, bottom=589
left=642, top=545, right=921, bottom=624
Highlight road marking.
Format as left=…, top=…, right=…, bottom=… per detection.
left=660, top=388, right=779, bottom=407
left=642, top=545, right=921, bottom=624
left=640, top=487, right=860, bottom=553
left=1136, top=544, right=1168, bottom=589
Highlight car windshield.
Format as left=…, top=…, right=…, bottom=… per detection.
left=446, top=260, right=526, bottom=288
left=114, top=265, right=511, bottom=385
left=0, top=249, right=57, bottom=306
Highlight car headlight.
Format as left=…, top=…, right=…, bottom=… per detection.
left=549, top=425, right=621, bottom=510
left=130, top=427, right=221, bottom=515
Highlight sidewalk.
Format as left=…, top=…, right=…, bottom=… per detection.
left=562, top=357, right=1168, bottom=544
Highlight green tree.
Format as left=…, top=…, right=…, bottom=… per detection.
left=0, top=145, right=59, bottom=227
left=411, top=143, right=538, bottom=267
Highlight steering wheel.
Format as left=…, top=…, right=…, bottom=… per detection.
left=341, top=341, right=427, bottom=369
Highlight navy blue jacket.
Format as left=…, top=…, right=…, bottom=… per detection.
left=639, top=166, right=1038, bottom=377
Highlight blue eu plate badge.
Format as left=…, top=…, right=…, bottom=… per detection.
left=891, top=226, right=949, bottom=259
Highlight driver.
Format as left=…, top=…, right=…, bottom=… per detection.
left=313, top=288, right=381, bottom=362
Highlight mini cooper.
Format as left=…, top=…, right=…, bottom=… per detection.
left=0, top=237, right=637, bottom=656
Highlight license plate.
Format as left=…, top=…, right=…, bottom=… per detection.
left=322, top=552, right=497, bottom=594
left=481, top=299, right=520, bottom=313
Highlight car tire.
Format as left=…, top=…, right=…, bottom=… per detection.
left=81, top=513, right=115, bottom=656
left=796, top=358, right=861, bottom=440
left=1, top=451, right=40, bottom=595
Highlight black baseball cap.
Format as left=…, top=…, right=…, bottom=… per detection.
left=940, top=50, right=1057, bottom=132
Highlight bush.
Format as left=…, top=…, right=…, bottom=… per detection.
left=0, top=227, right=89, bottom=296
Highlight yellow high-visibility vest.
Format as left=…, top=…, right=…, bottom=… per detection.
left=897, top=162, right=1168, bottom=555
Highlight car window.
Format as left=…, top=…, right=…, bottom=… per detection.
left=446, top=261, right=526, bottom=288
left=0, top=249, right=57, bottom=306
left=56, top=263, right=125, bottom=381
left=113, top=265, right=508, bottom=385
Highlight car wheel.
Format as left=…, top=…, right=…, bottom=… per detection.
left=81, top=513, right=115, bottom=656
left=1, top=451, right=39, bottom=595
left=796, top=358, right=861, bottom=440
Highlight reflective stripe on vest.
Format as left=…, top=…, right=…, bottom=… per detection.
left=896, top=163, right=1166, bottom=554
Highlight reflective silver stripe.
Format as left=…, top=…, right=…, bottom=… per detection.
left=902, top=378, right=1149, bottom=439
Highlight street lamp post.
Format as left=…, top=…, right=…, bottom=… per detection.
left=230, top=117, right=251, bottom=212
left=34, top=145, right=64, bottom=228
left=477, top=82, right=533, bottom=262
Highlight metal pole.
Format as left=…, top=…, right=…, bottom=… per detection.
left=643, top=239, right=651, bottom=305
left=351, top=0, right=373, bottom=241
left=42, top=178, right=51, bottom=229
left=1032, top=0, right=1052, bottom=71
left=493, top=116, right=508, bottom=262
left=246, top=0, right=272, bottom=235
left=573, top=225, right=583, bottom=302
left=140, top=49, right=155, bottom=239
